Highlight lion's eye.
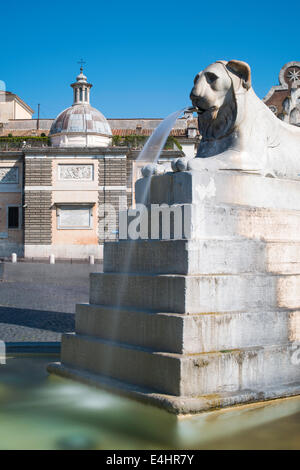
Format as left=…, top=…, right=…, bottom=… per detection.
left=205, top=72, right=218, bottom=84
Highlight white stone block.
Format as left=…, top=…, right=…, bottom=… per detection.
left=89, top=272, right=300, bottom=313
left=120, top=202, right=300, bottom=242
left=76, top=303, right=300, bottom=354
left=104, top=239, right=300, bottom=275
left=136, top=170, right=300, bottom=211
left=60, top=333, right=300, bottom=397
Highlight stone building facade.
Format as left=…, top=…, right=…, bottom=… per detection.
left=0, top=153, right=23, bottom=257
left=0, top=68, right=186, bottom=259
left=0, top=146, right=182, bottom=259
left=23, top=148, right=127, bottom=259
left=0, top=90, right=34, bottom=123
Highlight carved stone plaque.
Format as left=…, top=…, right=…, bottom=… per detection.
left=59, top=164, right=94, bottom=181
left=0, top=167, right=18, bottom=184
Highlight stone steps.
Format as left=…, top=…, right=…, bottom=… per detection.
left=104, top=239, right=300, bottom=275
left=49, top=171, right=300, bottom=414
left=75, top=303, right=300, bottom=354
left=89, top=272, right=300, bottom=313
left=60, top=333, right=300, bottom=398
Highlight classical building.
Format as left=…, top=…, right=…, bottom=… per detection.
left=0, top=90, right=34, bottom=123
left=0, top=69, right=190, bottom=259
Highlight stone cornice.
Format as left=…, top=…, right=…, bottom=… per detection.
left=24, top=146, right=130, bottom=156
left=127, top=149, right=184, bottom=159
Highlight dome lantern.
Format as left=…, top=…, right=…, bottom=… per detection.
left=71, top=66, right=92, bottom=105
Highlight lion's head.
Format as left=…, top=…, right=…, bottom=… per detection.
left=190, top=60, right=251, bottom=141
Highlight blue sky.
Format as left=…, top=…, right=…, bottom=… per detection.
left=0, top=0, right=299, bottom=119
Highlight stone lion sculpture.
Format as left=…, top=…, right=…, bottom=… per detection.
left=170, top=60, right=300, bottom=180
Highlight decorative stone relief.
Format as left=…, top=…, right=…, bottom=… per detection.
left=0, top=167, right=18, bottom=184
left=58, top=164, right=94, bottom=181
left=287, top=69, right=300, bottom=83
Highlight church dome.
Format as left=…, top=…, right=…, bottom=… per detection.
left=50, top=104, right=112, bottom=136
left=50, top=67, right=112, bottom=148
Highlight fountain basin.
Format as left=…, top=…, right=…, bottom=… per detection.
left=2, top=355, right=300, bottom=449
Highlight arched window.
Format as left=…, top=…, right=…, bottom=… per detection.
left=85, top=88, right=88, bottom=102
left=79, top=87, right=83, bottom=101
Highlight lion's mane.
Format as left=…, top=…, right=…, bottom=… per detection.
left=197, top=90, right=237, bottom=141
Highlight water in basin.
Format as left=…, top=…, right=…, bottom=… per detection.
left=1, top=354, right=300, bottom=450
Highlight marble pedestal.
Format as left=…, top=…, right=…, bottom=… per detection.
left=48, top=170, right=300, bottom=415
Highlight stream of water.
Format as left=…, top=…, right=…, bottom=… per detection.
left=136, top=107, right=188, bottom=163
left=103, top=107, right=190, bottom=374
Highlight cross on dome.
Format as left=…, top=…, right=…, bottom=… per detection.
left=77, top=59, right=86, bottom=74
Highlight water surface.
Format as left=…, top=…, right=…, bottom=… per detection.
left=0, top=355, right=299, bottom=450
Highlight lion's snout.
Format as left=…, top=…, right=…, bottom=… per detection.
left=190, top=92, right=211, bottom=114
left=190, top=91, right=203, bottom=107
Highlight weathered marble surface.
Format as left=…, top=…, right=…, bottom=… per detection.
left=49, top=171, right=300, bottom=414
left=172, top=60, right=300, bottom=180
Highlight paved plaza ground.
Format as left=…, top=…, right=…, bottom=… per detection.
left=0, top=262, right=103, bottom=351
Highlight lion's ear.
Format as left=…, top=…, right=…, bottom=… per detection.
left=226, top=60, right=251, bottom=90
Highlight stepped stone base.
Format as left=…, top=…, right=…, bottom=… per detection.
left=49, top=171, right=300, bottom=415
left=48, top=362, right=300, bottom=415
left=52, top=334, right=299, bottom=396
left=104, top=239, right=300, bottom=275
left=74, top=304, right=298, bottom=354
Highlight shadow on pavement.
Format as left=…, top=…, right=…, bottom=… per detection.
left=0, top=306, right=74, bottom=333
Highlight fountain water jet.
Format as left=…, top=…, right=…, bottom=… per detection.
left=101, top=107, right=190, bottom=373
left=137, top=107, right=188, bottom=162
